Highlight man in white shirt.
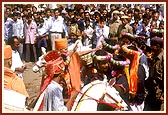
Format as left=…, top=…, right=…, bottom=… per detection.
left=36, top=18, right=48, bottom=58
left=43, top=8, right=53, bottom=51
left=49, top=8, right=68, bottom=50
left=8, top=36, right=26, bottom=79
left=12, top=12, right=24, bottom=60
left=82, top=18, right=94, bottom=48
left=95, top=17, right=109, bottom=47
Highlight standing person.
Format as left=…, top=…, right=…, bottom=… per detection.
left=151, top=11, right=161, bottom=28
left=49, top=8, right=68, bottom=50
left=36, top=18, right=48, bottom=58
left=117, top=15, right=133, bottom=42
left=82, top=18, right=94, bottom=48
left=42, top=60, right=75, bottom=111
left=33, top=49, right=79, bottom=111
left=3, top=45, right=29, bottom=98
left=144, top=36, right=164, bottom=111
left=121, top=44, right=147, bottom=111
left=43, top=8, right=52, bottom=51
left=95, top=16, right=109, bottom=47
left=68, top=18, right=84, bottom=52
left=84, top=11, right=96, bottom=29
left=23, top=14, right=38, bottom=62
left=12, top=12, right=24, bottom=60
left=4, top=10, right=13, bottom=44
left=136, top=13, right=151, bottom=38
left=109, top=10, right=122, bottom=42
left=8, top=36, right=26, bottom=80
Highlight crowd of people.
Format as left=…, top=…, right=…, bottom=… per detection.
left=3, top=3, right=164, bottom=112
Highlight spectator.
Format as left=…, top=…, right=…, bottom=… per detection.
left=23, top=14, right=38, bottom=62
left=4, top=10, right=13, bottom=44
left=95, top=16, right=109, bottom=47
left=117, top=15, right=133, bottom=41
left=8, top=36, right=26, bottom=79
left=36, top=18, right=48, bottom=58
left=49, top=8, right=68, bottom=50
left=12, top=12, right=24, bottom=60
left=109, top=10, right=121, bottom=42
left=43, top=8, right=52, bottom=51
left=82, top=18, right=94, bottom=48
left=144, top=36, right=164, bottom=111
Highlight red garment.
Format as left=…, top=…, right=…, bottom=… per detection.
left=36, top=52, right=81, bottom=111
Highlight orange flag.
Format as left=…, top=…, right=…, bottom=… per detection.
left=68, top=52, right=81, bottom=91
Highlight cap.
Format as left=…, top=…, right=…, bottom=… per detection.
left=121, top=15, right=130, bottom=19
left=55, top=38, right=68, bottom=51
left=120, top=11, right=125, bottom=15
left=112, top=10, right=120, bottom=14
left=4, top=45, right=12, bottom=59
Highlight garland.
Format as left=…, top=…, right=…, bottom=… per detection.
left=92, top=53, right=113, bottom=61
left=110, top=57, right=130, bottom=66
left=93, top=52, right=130, bottom=67
left=101, top=40, right=120, bottom=50
left=121, top=45, right=140, bottom=95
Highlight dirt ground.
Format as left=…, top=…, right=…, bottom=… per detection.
left=23, top=62, right=42, bottom=105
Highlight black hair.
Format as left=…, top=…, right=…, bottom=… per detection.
left=134, top=8, right=140, bottom=13
left=7, top=36, right=19, bottom=46
left=39, top=18, right=44, bottom=23
left=53, top=73, right=61, bottom=78
left=95, top=49, right=107, bottom=56
left=159, top=20, right=164, bottom=26
left=45, top=8, right=51, bottom=13
left=54, top=8, right=59, bottom=13
left=32, top=6, right=37, bottom=10
left=12, top=12, right=18, bottom=17
left=127, top=9, right=133, bottom=14
left=27, top=13, right=32, bottom=19
left=112, top=54, right=126, bottom=71
left=127, top=45, right=138, bottom=51
left=142, top=13, right=151, bottom=19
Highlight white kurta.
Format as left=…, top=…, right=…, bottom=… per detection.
left=11, top=50, right=24, bottom=79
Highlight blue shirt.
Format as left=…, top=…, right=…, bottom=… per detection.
left=4, top=18, right=14, bottom=40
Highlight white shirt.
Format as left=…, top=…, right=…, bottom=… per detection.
left=37, top=25, right=47, bottom=36
left=11, top=50, right=24, bottom=79
left=49, top=16, right=68, bottom=37
left=12, top=19, right=24, bottom=38
left=84, top=25, right=94, bottom=39
left=43, top=16, right=52, bottom=33
left=95, top=25, right=109, bottom=47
